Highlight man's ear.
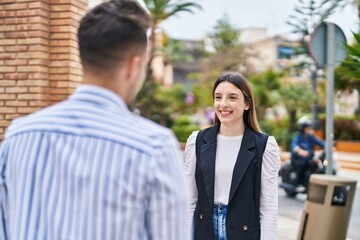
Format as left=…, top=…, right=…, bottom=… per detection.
left=125, top=55, right=141, bottom=80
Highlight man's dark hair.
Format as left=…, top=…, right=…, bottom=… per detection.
left=78, top=0, right=151, bottom=71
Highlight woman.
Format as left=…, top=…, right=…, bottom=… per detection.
left=184, top=72, right=280, bottom=240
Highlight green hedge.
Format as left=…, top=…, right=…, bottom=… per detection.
left=171, top=115, right=199, bottom=143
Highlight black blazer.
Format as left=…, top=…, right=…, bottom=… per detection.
left=194, top=123, right=268, bottom=240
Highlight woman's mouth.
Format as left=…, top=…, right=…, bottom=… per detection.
left=219, top=110, right=232, bottom=117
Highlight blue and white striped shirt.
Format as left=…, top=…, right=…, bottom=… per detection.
left=0, top=84, right=189, bottom=240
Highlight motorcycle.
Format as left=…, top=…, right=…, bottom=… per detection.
left=279, top=148, right=338, bottom=198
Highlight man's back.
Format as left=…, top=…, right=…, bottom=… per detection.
left=0, top=85, right=189, bottom=240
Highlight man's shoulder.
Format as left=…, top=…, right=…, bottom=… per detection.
left=132, top=115, right=174, bottom=141
left=5, top=103, right=177, bottom=155
left=4, top=102, right=64, bottom=138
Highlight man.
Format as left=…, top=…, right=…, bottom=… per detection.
left=291, top=118, right=325, bottom=189
left=0, top=1, right=189, bottom=239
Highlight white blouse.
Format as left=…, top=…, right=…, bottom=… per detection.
left=184, top=131, right=280, bottom=240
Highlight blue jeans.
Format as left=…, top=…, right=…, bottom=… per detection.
left=213, top=204, right=228, bottom=240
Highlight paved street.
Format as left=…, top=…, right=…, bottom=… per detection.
left=278, top=170, right=360, bottom=240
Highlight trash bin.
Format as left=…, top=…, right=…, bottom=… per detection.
left=297, top=174, right=357, bottom=240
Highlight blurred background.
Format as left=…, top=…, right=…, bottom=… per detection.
left=84, top=0, right=360, bottom=157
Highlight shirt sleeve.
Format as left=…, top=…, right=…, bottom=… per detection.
left=183, top=131, right=199, bottom=231
left=0, top=140, right=9, bottom=240
left=260, top=136, right=280, bottom=240
left=146, top=132, right=190, bottom=240
left=311, top=135, right=325, bottom=149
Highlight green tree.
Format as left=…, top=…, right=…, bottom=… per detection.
left=249, top=69, right=282, bottom=120
left=335, top=32, right=360, bottom=91
left=142, top=0, right=201, bottom=48
left=279, top=80, right=315, bottom=148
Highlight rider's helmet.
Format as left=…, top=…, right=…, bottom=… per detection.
left=297, top=116, right=312, bottom=134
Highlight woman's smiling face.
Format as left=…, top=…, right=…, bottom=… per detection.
left=214, top=81, right=249, bottom=126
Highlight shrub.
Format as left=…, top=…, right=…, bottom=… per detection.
left=172, top=115, right=200, bottom=143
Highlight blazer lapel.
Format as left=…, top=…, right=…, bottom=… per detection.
left=200, top=124, right=220, bottom=209
left=228, top=127, right=256, bottom=204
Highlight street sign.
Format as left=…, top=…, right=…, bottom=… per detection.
left=309, top=22, right=347, bottom=175
left=309, top=22, right=347, bottom=67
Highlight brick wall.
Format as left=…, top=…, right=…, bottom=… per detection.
left=0, top=0, right=88, bottom=140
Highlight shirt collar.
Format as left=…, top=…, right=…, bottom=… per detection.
left=70, top=84, right=132, bottom=116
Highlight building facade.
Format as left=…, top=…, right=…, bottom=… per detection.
left=0, top=0, right=88, bottom=140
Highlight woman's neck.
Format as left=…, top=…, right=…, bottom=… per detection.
left=219, top=122, right=245, bottom=136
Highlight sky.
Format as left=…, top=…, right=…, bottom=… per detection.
left=89, top=0, right=359, bottom=41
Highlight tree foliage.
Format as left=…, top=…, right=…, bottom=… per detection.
left=335, top=32, right=360, bottom=91
left=248, top=69, right=282, bottom=120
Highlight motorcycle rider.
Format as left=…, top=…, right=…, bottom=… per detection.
left=291, top=117, right=325, bottom=190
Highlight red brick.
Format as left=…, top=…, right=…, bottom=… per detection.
left=17, top=23, right=48, bottom=31
left=5, top=17, right=28, bottom=24
left=0, top=53, right=16, bottom=60
left=18, top=93, right=45, bottom=100
left=0, top=88, right=4, bottom=93
left=50, top=39, right=78, bottom=48
left=0, top=107, right=16, bottom=113
left=0, top=94, right=16, bottom=100
left=50, top=25, right=77, bottom=34
left=29, top=86, right=48, bottom=93
left=17, top=65, right=48, bottom=73
left=0, top=11, right=16, bottom=18
left=29, top=100, right=49, bottom=107
left=0, top=0, right=16, bottom=3
left=28, top=16, right=48, bottom=25
left=50, top=88, right=69, bottom=94
left=0, top=66, right=16, bottom=73
left=29, top=73, right=48, bottom=80
left=29, top=45, right=48, bottom=53
left=17, top=9, right=48, bottom=18
left=28, top=59, right=49, bottom=66
left=5, top=73, right=28, bottom=80
left=17, top=38, right=48, bottom=45
left=0, top=80, right=16, bottom=86
left=17, top=51, right=49, bottom=59
left=5, top=45, right=28, bottom=52
left=17, top=80, right=48, bottom=86
left=28, top=31, right=49, bottom=38
left=0, top=39, right=17, bottom=46
left=50, top=18, right=79, bottom=27
left=28, top=2, right=49, bottom=10
left=17, top=107, right=42, bottom=114
left=5, top=32, right=28, bottom=39
left=0, top=25, right=16, bottom=32
left=5, top=101, right=28, bottom=107
left=3, top=3, right=28, bottom=10
left=5, top=59, right=28, bottom=66
left=6, top=87, right=28, bottom=93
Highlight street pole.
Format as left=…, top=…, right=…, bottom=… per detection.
left=326, top=23, right=334, bottom=175
left=311, top=65, right=320, bottom=130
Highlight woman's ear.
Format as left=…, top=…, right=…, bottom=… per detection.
left=244, top=100, right=250, bottom=110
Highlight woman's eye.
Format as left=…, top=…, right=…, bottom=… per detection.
left=214, top=96, right=221, bottom=100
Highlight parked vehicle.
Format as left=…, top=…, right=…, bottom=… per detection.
left=279, top=149, right=339, bottom=197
